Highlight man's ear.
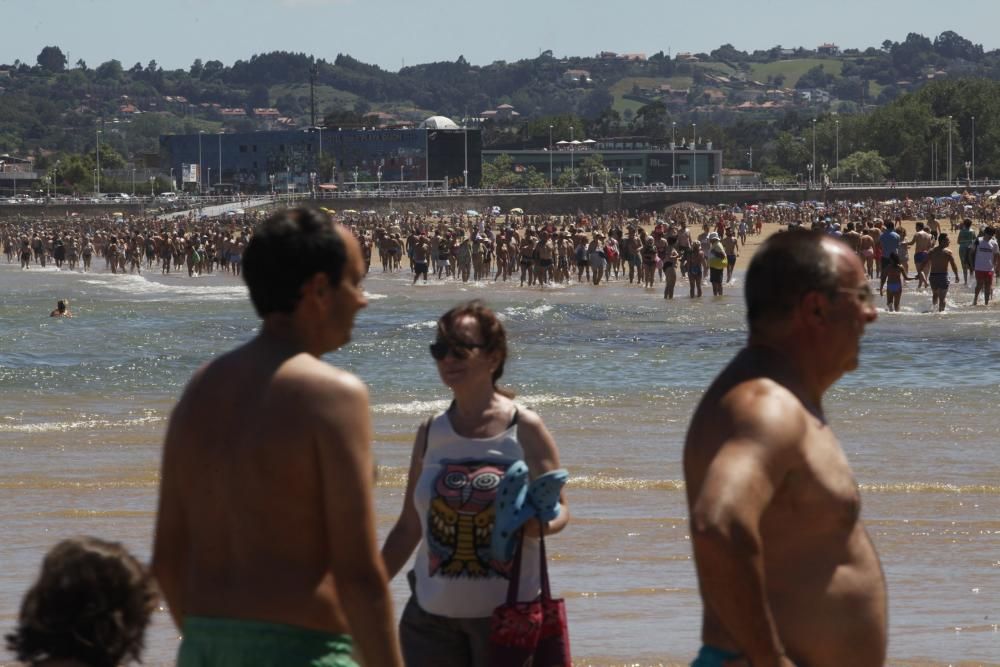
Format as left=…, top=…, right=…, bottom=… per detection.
left=800, top=290, right=830, bottom=325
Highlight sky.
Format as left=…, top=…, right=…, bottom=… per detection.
left=1, top=0, right=998, bottom=72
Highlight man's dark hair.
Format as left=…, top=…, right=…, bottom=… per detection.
left=745, top=230, right=841, bottom=334
left=6, top=537, right=157, bottom=667
left=242, top=207, right=347, bottom=317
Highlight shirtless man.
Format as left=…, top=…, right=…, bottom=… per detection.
left=153, top=208, right=403, bottom=667
left=411, top=235, right=430, bottom=285
left=926, top=233, right=960, bottom=312
left=911, top=222, right=934, bottom=289
left=684, top=231, right=886, bottom=667
left=858, top=232, right=875, bottom=279
left=536, top=231, right=554, bottom=286
left=721, top=229, right=739, bottom=283
left=841, top=222, right=861, bottom=257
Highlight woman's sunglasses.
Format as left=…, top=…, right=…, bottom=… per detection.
left=429, top=340, right=486, bottom=361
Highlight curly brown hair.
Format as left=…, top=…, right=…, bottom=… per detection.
left=6, top=536, right=158, bottom=667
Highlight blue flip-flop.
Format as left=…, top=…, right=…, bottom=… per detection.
left=528, top=469, right=568, bottom=522
left=492, top=461, right=532, bottom=562
left=491, top=464, right=569, bottom=561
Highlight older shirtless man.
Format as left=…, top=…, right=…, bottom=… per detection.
left=153, top=208, right=403, bottom=667
left=684, top=230, right=886, bottom=667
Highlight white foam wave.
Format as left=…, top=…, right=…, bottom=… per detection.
left=0, top=415, right=165, bottom=433
left=364, top=292, right=388, bottom=300
left=404, top=320, right=438, bottom=330
left=371, top=393, right=596, bottom=415
left=499, top=304, right=555, bottom=321
left=79, top=274, right=247, bottom=301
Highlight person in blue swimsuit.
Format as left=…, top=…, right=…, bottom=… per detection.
left=879, top=252, right=912, bottom=312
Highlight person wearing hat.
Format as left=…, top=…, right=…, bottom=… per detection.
left=707, top=232, right=728, bottom=296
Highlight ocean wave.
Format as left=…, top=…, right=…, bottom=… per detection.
left=0, top=473, right=159, bottom=490
left=364, top=292, right=388, bottom=300
left=0, top=415, right=164, bottom=433
left=498, top=304, right=556, bottom=321
left=376, top=466, right=1000, bottom=495
left=370, top=393, right=599, bottom=415
left=403, top=320, right=438, bottom=330
left=79, top=274, right=247, bottom=301
left=859, top=481, right=1000, bottom=494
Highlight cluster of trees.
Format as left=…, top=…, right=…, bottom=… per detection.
left=4, top=34, right=1000, bottom=186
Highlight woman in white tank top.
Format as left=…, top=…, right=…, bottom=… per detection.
left=381, top=300, right=570, bottom=667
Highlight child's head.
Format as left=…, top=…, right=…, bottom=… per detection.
left=6, top=537, right=157, bottom=667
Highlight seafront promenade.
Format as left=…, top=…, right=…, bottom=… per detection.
left=3, top=179, right=1000, bottom=219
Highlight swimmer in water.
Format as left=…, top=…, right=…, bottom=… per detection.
left=49, top=299, right=72, bottom=318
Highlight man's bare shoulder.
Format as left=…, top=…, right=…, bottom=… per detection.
left=687, top=376, right=810, bottom=458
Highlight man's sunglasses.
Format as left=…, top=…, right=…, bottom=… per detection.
left=429, top=340, right=486, bottom=361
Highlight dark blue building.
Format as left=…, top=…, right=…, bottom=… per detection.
left=159, top=125, right=482, bottom=192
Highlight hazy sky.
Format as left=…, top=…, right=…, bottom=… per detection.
left=1, top=0, right=998, bottom=72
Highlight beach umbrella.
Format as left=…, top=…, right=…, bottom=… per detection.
left=510, top=208, right=524, bottom=215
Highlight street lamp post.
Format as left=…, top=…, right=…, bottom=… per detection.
left=218, top=132, right=223, bottom=187
left=691, top=123, right=697, bottom=187
left=947, top=115, right=953, bottom=183
left=971, top=115, right=976, bottom=182
left=548, top=125, right=553, bottom=187
left=208, top=167, right=212, bottom=193
left=131, top=168, right=135, bottom=196
left=806, top=163, right=813, bottom=188
left=811, top=118, right=817, bottom=185
left=570, top=126, right=575, bottom=184
left=463, top=126, right=468, bottom=188
left=149, top=176, right=155, bottom=197
left=95, top=128, right=102, bottom=195
left=671, top=121, right=677, bottom=188
left=835, top=119, right=840, bottom=182
left=965, top=161, right=972, bottom=183
left=198, top=131, right=205, bottom=194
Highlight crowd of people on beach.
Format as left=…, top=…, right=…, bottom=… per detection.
left=4, top=194, right=1000, bottom=311
left=3, top=206, right=906, bottom=667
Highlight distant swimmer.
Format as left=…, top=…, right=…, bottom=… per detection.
left=49, top=300, right=72, bottom=318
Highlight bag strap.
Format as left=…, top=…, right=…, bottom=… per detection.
left=538, top=528, right=552, bottom=601
left=419, top=415, right=434, bottom=457
left=504, top=524, right=553, bottom=605
left=505, top=530, right=525, bottom=605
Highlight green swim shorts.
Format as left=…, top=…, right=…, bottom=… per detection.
left=691, top=644, right=742, bottom=667
left=178, top=616, right=357, bottom=667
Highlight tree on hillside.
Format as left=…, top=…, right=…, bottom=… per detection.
left=838, top=150, right=888, bottom=182
left=796, top=65, right=833, bottom=89
left=934, top=31, right=983, bottom=62
left=95, top=60, right=123, bottom=82
left=632, top=101, right=671, bottom=142
left=711, top=44, right=748, bottom=62
left=36, top=46, right=67, bottom=73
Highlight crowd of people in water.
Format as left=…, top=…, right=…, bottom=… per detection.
left=3, top=200, right=1000, bottom=667
left=4, top=195, right=1000, bottom=311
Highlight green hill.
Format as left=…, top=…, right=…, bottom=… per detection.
left=749, top=58, right=844, bottom=87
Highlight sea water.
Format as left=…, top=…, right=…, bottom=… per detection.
left=1, top=258, right=998, bottom=666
